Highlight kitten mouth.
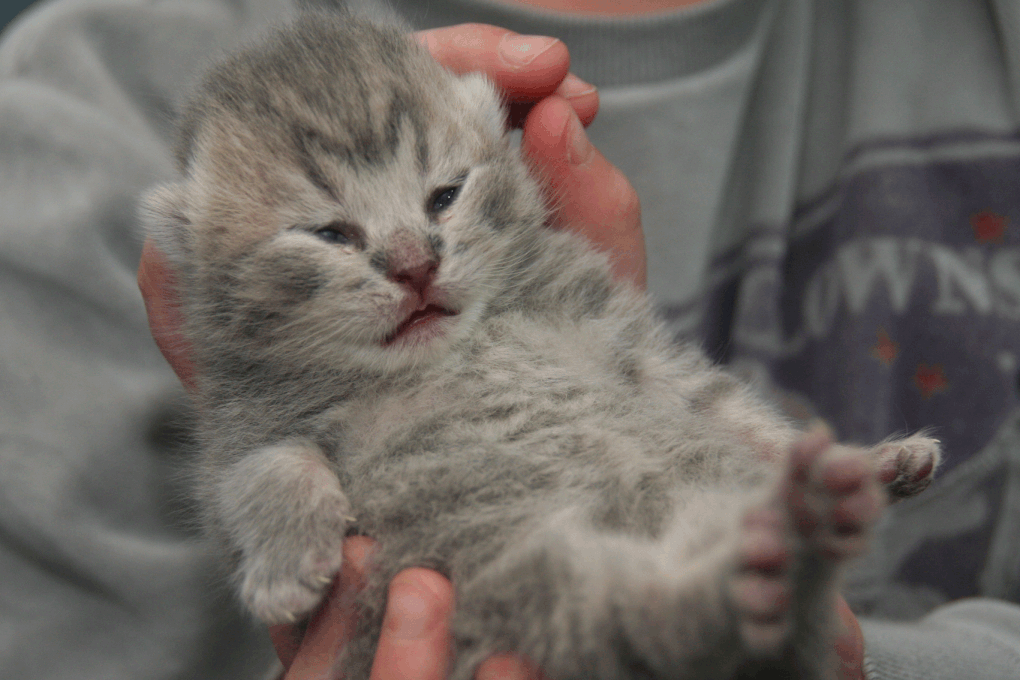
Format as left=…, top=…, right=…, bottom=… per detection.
left=383, top=304, right=458, bottom=346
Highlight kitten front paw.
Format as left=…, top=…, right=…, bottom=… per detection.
left=216, top=442, right=355, bottom=624
left=873, top=435, right=941, bottom=500
left=239, top=520, right=348, bottom=624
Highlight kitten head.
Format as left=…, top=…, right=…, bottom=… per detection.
left=143, top=13, right=547, bottom=376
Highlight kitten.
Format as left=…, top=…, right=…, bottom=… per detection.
left=143, top=12, right=940, bottom=680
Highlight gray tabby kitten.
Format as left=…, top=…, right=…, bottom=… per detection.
left=143, top=13, right=940, bottom=680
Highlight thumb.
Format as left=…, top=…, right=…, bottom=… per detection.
left=521, top=95, right=646, bottom=290
left=273, top=536, right=378, bottom=677
left=834, top=595, right=866, bottom=680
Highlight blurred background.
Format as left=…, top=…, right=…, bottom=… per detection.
left=1, top=0, right=38, bottom=36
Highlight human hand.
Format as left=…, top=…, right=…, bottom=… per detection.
left=414, top=24, right=645, bottom=288
left=268, top=536, right=453, bottom=680
left=269, top=536, right=548, bottom=680
left=138, top=241, right=196, bottom=390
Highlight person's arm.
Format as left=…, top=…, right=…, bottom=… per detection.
left=859, top=600, right=1020, bottom=680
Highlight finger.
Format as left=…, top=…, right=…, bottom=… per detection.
left=415, top=24, right=598, bottom=126
left=137, top=239, right=198, bottom=391
left=508, top=72, right=599, bottom=129
left=475, top=654, right=547, bottom=680
left=415, top=24, right=568, bottom=99
left=368, top=568, right=456, bottom=680
left=554, top=74, right=599, bottom=127
left=272, top=536, right=377, bottom=675
left=521, top=95, right=646, bottom=289
left=833, top=595, right=866, bottom=680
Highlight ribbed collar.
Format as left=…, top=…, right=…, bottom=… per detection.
left=386, top=0, right=770, bottom=86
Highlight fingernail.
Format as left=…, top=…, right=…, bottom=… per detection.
left=565, top=109, right=594, bottom=166
left=386, top=580, right=438, bottom=640
left=559, top=73, right=597, bottom=99
left=500, top=34, right=559, bottom=66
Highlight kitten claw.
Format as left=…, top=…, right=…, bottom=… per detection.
left=241, top=550, right=344, bottom=625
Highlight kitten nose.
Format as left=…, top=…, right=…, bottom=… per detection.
left=388, top=257, right=438, bottom=297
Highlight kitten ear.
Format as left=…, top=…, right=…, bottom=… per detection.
left=455, top=72, right=506, bottom=139
left=141, top=183, right=194, bottom=269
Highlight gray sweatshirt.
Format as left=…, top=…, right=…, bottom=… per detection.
left=1, top=0, right=1018, bottom=678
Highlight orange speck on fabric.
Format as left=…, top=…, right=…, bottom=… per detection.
left=970, top=211, right=1007, bottom=243
left=914, top=364, right=948, bottom=399
left=871, top=329, right=899, bottom=365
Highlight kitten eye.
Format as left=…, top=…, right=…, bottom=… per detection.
left=315, top=228, right=349, bottom=244
left=313, top=222, right=364, bottom=249
left=429, top=185, right=461, bottom=214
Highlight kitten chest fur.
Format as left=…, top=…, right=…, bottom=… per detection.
left=298, top=277, right=763, bottom=543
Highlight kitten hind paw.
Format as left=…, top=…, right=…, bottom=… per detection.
left=218, top=441, right=353, bottom=624
left=731, top=507, right=794, bottom=653
left=732, top=431, right=884, bottom=657
left=784, top=430, right=885, bottom=559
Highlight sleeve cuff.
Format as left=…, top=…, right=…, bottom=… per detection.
left=861, top=598, right=1020, bottom=680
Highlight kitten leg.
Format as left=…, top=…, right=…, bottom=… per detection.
left=871, top=434, right=941, bottom=500
left=683, top=367, right=940, bottom=502
left=211, top=441, right=352, bottom=624
left=729, top=430, right=885, bottom=678
left=445, top=433, right=886, bottom=680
